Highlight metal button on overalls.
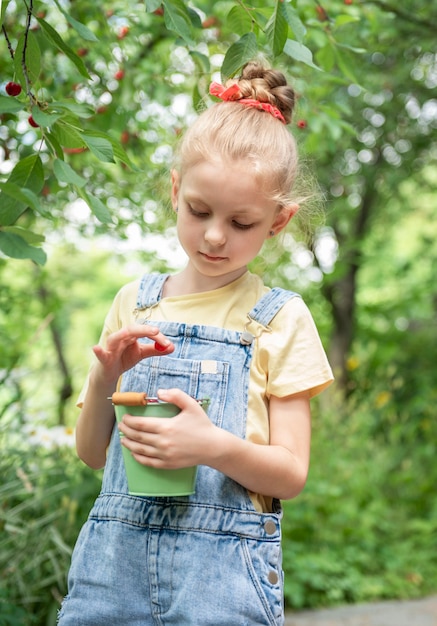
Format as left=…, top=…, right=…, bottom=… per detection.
left=264, top=520, right=277, bottom=535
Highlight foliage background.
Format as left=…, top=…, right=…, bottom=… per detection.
left=1, top=0, right=436, bottom=624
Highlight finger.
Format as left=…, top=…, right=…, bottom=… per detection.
left=157, top=388, right=198, bottom=410
left=120, top=415, right=164, bottom=436
left=120, top=436, right=161, bottom=462
left=92, top=344, right=107, bottom=362
left=152, top=339, right=175, bottom=355
left=110, top=325, right=160, bottom=346
left=117, top=326, right=175, bottom=353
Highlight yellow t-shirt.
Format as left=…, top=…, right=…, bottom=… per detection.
left=79, top=272, right=333, bottom=512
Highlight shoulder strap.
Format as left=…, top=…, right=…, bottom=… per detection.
left=136, top=273, right=169, bottom=309
left=135, top=275, right=299, bottom=328
left=248, top=287, right=300, bottom=327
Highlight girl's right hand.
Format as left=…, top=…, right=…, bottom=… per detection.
left=92, top=325, right=174, bottom=385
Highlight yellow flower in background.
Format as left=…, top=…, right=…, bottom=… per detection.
left=375, top=391, right=392, bottom=408
left=347, top=356, right=360, bottom=371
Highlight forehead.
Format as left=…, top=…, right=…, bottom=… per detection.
left=179, top=158, right=276, bottom=210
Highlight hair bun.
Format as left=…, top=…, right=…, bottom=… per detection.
left=234, top=61, right=297, bottom=125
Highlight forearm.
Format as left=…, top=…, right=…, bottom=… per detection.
left=208, top=428, right=309, bottom=501
left=75, top=367, right=118, bottom=469
left=75, top=326, right=175, bottom=469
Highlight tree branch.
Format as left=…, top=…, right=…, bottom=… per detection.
left=364, top=0, right=437, bottom=31
left=2, top=24, right=15, bottom=59
left=22, top=0, right=37, bottom=103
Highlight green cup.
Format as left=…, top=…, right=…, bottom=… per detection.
left=114, top=399, right=209, bottom=497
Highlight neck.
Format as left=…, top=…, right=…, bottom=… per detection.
left=163, top=266, right=247, bottom=297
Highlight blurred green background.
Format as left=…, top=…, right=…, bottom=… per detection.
left=1, top=1, right=436, bottom=623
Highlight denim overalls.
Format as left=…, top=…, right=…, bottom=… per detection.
left=59, top=274, right=299, bottom=626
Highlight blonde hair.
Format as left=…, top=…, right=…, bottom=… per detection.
left=174, top=62, right=300, bottom=209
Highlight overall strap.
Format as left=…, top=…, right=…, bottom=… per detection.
left=136, top=273, right=169, bottom=309
left=248, top=287, right=300, bottom=328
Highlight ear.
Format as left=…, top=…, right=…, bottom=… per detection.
left=171, top=169, right=180, bottom=211
left=270, top=203, right=299, bottom=235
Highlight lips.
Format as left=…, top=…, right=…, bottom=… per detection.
left=200, top=252, right=227, bottom=262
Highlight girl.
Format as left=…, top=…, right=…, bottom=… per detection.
left=58, top=62, right=333, bottom=625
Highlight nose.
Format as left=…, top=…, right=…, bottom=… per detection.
left=204, top=221, right=226, bottom=246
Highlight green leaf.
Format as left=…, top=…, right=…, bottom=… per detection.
left=31, top=105, right=61, bottom=128
left=53, top=0, right=99, bottom=41
left=283, top=39, right=321, bottom=71
left=334, top=14, right=361, bottom=28
left=187, top=7, right=202, bottom=28
left=53, top=101, right=95, bottom=118
left=53, top=159, right=87, bottom=187
left=266, top=3, right=288, bottom=58
left=144, top=0, right=162, bottom=12
left=281, top=3, right=306, bottom=43
left=79, top=130, right=139, bottom=170
left=45, top=131, right=65, bottom=159
left=221, top=33, right=258, bottom=80
left=2, top=226, right=45, bottom=245
left=333, top=47, right=359, bottom=83
left=0, top=231, right=46, bottom=265
left=335, top=41, right=366, bottom=54
left=189, top=51, right=210, bottom=73
left=316, top=43, right=336, bottom=73
left=111, top=142, right=140, bottom=171
left=37, top=18, right=90, bottom=79
left=1, top=0, right=12, bottom=25
left=226, top=5, right=253, bottom=35
left=0, top=95, right=24, bottom=114
left=192, top=82, right=202, bottom=111
left=0, top=183, right=42, bottom=213
left=14, top=31, right=41, bottom=86
left=162, top=0, right=193, bottom=44
left=52, top=121, right=86, bottom=149
left=0, top=155, right=44, bottom=226
left=81, top=134, right=115, bottom=163
left=82, top=192, right=114, bottom=224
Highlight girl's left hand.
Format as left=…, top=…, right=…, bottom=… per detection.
left=118, top=388, right=216, bottom=469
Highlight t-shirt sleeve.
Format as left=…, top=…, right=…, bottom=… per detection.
left=259, top=295, right=334, bottom=399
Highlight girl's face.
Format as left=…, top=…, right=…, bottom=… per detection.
left=171, top=159, right=294, bottom=290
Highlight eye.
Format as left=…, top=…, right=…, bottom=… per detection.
left=232, top=220, right=254, bottom=230
left=188, top=206, right=209, bottom=218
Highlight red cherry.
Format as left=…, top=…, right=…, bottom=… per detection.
left=63, top=147, right=87, bottom=154
left=114, top=69, right=125, bottom=81
left=120, top=130, right=130, bottom=144
left=28, top=115, right=39, bottom=128
left=6, top=82, right=22, bottom=96
left=153, top=7, right=164, bottom=16
left=202, top=17, right=217, bottom=28
left=117, top=26, right=130, bottom=39
left=154, top=342, right=167, bottom=352
left=297, top=119, right=307, bottom=129
left=315, top=5, right=329, bottom=21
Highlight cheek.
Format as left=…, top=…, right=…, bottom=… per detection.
left=177, top=217, right=198, bottom=246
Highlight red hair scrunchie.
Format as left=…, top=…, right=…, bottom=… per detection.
left=209, top=81, right=286, bottom=124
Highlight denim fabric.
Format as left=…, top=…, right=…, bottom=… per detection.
left=58, top=274, right=298, bottom=625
